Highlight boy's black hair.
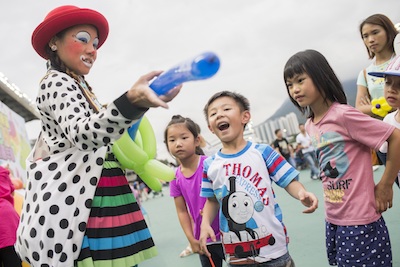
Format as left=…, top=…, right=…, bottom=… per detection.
left=283, top=49, right=347, bottom=118
left=203, top=90, right=250, bottom=123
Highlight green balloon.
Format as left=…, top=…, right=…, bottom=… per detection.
left=140, top=171, right=162, bottom=192
left=144, top=159, right=175, bottom=182
left=138, top=116, right=157, bottom=159
left=113, top=116, right=174, bottom=191
left=112, top=140, right=135, bottom=170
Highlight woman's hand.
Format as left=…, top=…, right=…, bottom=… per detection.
left=359, top=94, right=371, bottom=106
left=355, top=85, right=374, bottom=116
left=126, top=70, right=182, bottom=109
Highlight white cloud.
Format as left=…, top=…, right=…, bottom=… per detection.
left=2, top=0, right=400, bottom=161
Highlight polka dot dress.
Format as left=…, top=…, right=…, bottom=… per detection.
left=15, top=71, right=156, bottom=267
left=325, top=217, right=392, bottom=267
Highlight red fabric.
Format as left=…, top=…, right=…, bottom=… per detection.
left=0, top=166, right=20, bottom=248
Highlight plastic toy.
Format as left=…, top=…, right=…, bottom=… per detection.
left=129, top=51, right=220, bottom=140
left=371, top=97, right=392, bottom=117
left=150, top=51, right=220, bottom=96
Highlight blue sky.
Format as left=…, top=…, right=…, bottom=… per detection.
left=1, top=0, right=399, bottom=160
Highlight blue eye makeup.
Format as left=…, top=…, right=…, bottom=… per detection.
left=93, top=37, right=99, bottom=49
left=74, top=31, right=99, bottom=49
left=75, top=31, right=90, bottom=43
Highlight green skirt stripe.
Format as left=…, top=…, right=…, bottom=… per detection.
left=76, top=246, right=158, bottom=267
left=91, top=193, right=134, bottom=207
left=103, top=160, right=121, bottom=169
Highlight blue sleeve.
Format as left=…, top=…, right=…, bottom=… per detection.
left=255, top=144, right=299, bottom=188
left=200, top=155, right=215, bottom=197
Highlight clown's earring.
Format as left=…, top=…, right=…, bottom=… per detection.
left=51, top=45, right=57, bottom=51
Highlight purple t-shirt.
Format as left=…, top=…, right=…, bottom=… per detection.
left=170, top=155, right=220, bottom=242
left=306, top=103, right=395, bottom=226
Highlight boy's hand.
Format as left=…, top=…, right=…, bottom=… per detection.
left=189, top=240, right=202, bottom=254
left=298, top=190, right=318, bottom=213
left=375, top=182, right=393, bottom=213
left=199, top=224, right=215, bottom=257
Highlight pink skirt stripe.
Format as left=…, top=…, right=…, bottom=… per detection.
left=86, top=210, right=145, bottom=228
left=97, top=175, right=128, bottom=187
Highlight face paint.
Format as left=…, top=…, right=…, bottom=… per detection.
left=55, top=25, right=99, bottom=76
left=74, top=31, right=99, bottom=50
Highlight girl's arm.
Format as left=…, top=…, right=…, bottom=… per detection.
left=375, top=128, right=400, bottom=213
left=199, top=197, right=220, bottom=257
left=355, top=84, right=373, bottom=116
left=285, top=180, right=318, bottom=213
left=173, top=196, right=200, bottom=252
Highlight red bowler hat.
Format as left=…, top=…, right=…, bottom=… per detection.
left=32, top=5, right=109, bottom=59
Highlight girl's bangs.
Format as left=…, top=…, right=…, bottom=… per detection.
left=284, top=60, right=306, bottom=81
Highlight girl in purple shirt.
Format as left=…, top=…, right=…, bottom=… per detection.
left=164, top=115, right=224, bottom=267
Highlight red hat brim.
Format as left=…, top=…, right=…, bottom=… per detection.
left=32, top=5, right=109, bottom=59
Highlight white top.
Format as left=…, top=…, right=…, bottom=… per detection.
left=296, top=132, right=314, bottom=154
left=380, top=110, right=400, bottom=153
left=201, top=142, right=299, bottom=264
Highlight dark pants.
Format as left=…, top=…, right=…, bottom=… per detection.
left=0, top=246, right=22, bottom=267
left=199, top=243, right=225, bottom=267
left=377, top=150, right=386, bottom=166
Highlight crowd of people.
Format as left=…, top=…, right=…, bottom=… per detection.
left=2, top=5, right=400, bottom=267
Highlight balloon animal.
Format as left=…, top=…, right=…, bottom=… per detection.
left=113, top=52, right=220, bottom=191
left=371, top=97, right=392, bottom=118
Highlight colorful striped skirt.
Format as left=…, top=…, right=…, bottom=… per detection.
left=75, top=157, right=157, bottom=267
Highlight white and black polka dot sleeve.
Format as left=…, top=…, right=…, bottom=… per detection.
left=37, top=71, right=146, bottom=152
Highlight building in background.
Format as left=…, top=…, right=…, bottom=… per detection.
left=253, top=112, right=299, bottom=145
left=0, top=72, right=39, bottom=183
left=0, top=72, right=39, bottom=123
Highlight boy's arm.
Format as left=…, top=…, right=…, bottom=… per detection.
left=174, top=196, right=200, bottom=253
left=285, top=180, right=318, bottom=213
left=375, top=128, right=400, bottom=213
left=199, top=197, right=220, bottom=257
